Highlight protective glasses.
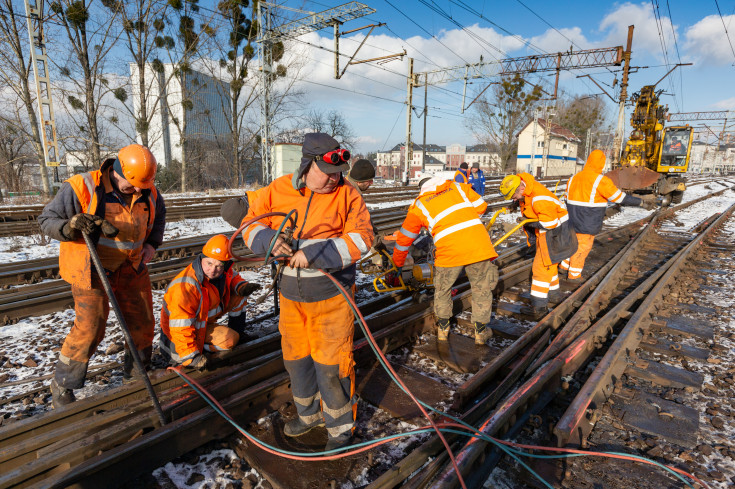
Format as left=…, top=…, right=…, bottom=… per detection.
left=319, top=149, right=351, bottom=164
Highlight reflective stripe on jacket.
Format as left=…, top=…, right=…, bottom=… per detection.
left=160, top=256, right=246, bottom=363
left=392, top=180, right=497, bottom=268
left=519, top=173, right=577, bottom=266
left=565, top=151, right=640, bottom=235
left=56, top=164, right=159, bottom=289
left=241, top=173, right=373, bottom=302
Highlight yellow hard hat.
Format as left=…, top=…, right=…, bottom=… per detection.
left=499, top=175, right=521, bottom=200
left=202, top=234, right=232, bottom=262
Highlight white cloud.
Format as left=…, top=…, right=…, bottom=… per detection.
left=684, top=14, right=735, bottom=66
left=529, top=27, right=590, bottom=54
left=598, top=2, right=678, bottom=61
left=711, top=97, right=735, bottom=109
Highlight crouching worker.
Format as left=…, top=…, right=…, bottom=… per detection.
left=159, top=234, right=261, bottom=369
left=392, top=176, right=499, bottom=344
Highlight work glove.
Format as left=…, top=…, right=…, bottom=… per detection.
left=639, top=195, right=657, bottom=211
left=373, top=240, right=388, bottom=254
left=62, top=213, right=119, bottom=240
left=507, top=200, right=520, bottom=212
left=236, top=282, right=262, bottom=297
left=186, top=353, right=208, bottom=371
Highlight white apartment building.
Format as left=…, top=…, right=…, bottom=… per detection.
left=376, top=142, right=500, bottom=179
left=130, top=63, right=231, bottom=167
left=689, top=140, right=735, bottom=173
left=516, top=118, right=580, bottom=177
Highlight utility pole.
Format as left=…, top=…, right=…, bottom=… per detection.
left=612, top=25, right=634, bottom=166
left=542, top=104, right=556, bottom=178
left=422, top=73, right=428, bottom=171
left=404, top=57, right=414, bottom=185
left=257, top=2, right=272, bottom=184
left=530, top=109, right=539, bottom=174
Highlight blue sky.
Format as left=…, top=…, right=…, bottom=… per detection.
left=268, top=0, right=735, bottom=153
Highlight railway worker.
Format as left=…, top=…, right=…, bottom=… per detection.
left=346, top=158, right=375, bottom=195
left=499, top=173, right=577, bottom=318
left=220, top=187, right=269, bottom=229
left=468, top=162, right=486, bottom=196
left=38, top=144, right=166, bottom=408
left=240, top=132, right=373, bottom=451
left=454, top=162, right=469, bottom=184
left=391, top=175, right=498, bottom=345
left=561, top=150, right=655, bottom=282
left=668, top=136, right=683, bottom=153
left=159, top=235, right=261, bottom=369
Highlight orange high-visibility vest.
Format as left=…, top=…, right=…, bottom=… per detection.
left=393, top=180, right=496, bottom=268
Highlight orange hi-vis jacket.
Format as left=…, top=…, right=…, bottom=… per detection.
left=519, top=173, right=575, bottom=266
left=565, top=151, right=640, bottom=235
left=454, top=169, right=468, bottom=184
left=393, top=180, right=497, bottom=268
left=58, top=165, right=160, bottom=289
left=160, top=257, right=246, bottom=364
left=241, top=173, right=374, bottom=302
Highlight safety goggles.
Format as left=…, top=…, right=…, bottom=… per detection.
left=319, top=149, right=351, bottom=165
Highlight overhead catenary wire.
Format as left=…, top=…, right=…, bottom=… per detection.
left=713, top=0, right=735, bottom=64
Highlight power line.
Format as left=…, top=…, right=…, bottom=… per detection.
left=713, top=0, right=735, bottom=64
left=664, top=0, right=684, bottom=109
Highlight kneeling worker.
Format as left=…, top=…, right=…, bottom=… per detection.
left=392, top=176, right=498, bottom=344
left=160, top=234, right=261, bottom=369
left=562, top=149, right=656, bottom=281
left=500, top=173, right=577, bottom=318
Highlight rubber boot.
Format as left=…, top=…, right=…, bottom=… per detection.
left=325, top=431, right=353, bottom=451
left=228, top=312, right=247, bottom=338
left=520, top=297, right=548, bottom=319
left=436, top=318, right=451, bottom=342
left=284, top=416, right=325, bottom=437
left=50, top=379, right=76, bottom=408
left=473, top=321, right=492, bottom=345
left=122, top=347, right=152, bottom=384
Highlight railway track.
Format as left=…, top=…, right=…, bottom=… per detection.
left=0, top=185, right=731, bottom=488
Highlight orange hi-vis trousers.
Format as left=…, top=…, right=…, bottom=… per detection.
left=530, top=252, right=559, bottom=300
left=279, top=291, right=356, bottom=439
left=560, top=233, right=595, bottom=279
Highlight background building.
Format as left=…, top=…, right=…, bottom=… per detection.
left=130, top=63, right=232, bottom=167
left=376, top=142, right=501, bottom=179
left=516, top=118, right=580, bottom=177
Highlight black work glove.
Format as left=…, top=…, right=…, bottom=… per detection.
left=186, top=353, right=208, bottom=371
left=507, top=200, right=520, bottom=212
left=236, top=282, right=262, bottom=297
left=522, top=220, right=543, bottom=229
left=373, top=240, right=388, bottom=254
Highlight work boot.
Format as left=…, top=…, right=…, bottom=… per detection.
left=228, top=313, right=247, bottom=337
left=284, top=416, right=325, bottom=437
left=558, top=267, right=568, bottom=279
left=520, top=297, right=548, bottom=319
left=565, top=275, right=583, bottom=285
left=436, top=318, right=451, bottom=342
left=473, top=321, right=492, bottom=345
left=548, top=288, right=563, bottom=303
left=325, top=432, right=353, bottom=451
left=50, top=379, right=76, bottom=409
left=122, top=348, right=152, bottom=384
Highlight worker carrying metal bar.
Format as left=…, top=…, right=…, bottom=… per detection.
left=392, top=176, right=499, bottom=344
left=454, top=162, right=469, bottom=184
left=562, top=150, right=657, bottom=282
left=38, top=144, right=166, bottom=408
left=500, top=173, right=577, bottom=318
left=241, top=133, right=374, bottom=451
left=159, top=235, right=261, bottom=369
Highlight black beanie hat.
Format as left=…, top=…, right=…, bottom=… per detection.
left=348, top=159, right=376, bottom=182
left=459, top=162, right=468, bottom=170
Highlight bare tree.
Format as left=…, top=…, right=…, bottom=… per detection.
left=0, top=0, right=53, bottom=195
left=467, top=74, right=542, bottom=170
left=304, top=108, right=357, bottom=150
left=0, top=119, right=35, bottom=193
left=555, top=94, right=611, bottom=160
left=50, top=0, right=124, bottom=165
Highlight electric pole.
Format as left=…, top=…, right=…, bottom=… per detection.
left=404, top=57, right=414, bottom=185
left=422, top=74, right=428, bottom=171
left=612, top=25, right=634, bottom=166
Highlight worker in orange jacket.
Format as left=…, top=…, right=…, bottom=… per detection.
left=220, top=187, right=269, bottom=229
left=159, top=235, right=261, bottom=369
left=562, top=150, right=655, bottom=281
left=392, top=176, right=498, bottom=344
left=500, top=173, right=577, bottom=318
left=38, top=144, right=166, bottom=408
left=241, top=133, right=373, bottom=451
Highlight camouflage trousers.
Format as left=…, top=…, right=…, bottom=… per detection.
left=433, top=259, right=499, bottom=324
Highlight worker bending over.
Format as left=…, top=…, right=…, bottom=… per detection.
left=241, top=133, right=373, bottom=450
left=392, top=176, right=498, bottom=344
left=562, top=150, right=656, bottom=281
left=159, top=235, right=261, bottom=369
left=38, top=144, right=166, bottom=408
left=500, top=173, right=577, bottom=318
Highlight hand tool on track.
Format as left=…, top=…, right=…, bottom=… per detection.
left=82, top=231, right=167, bottom=426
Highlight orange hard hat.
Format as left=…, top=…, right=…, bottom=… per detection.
left=202, top=234, right=232, bottom=262
left=117, top=144, right=157, bottom=189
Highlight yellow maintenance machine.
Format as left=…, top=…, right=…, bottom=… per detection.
left=607, top=85, right=693, bottom=205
